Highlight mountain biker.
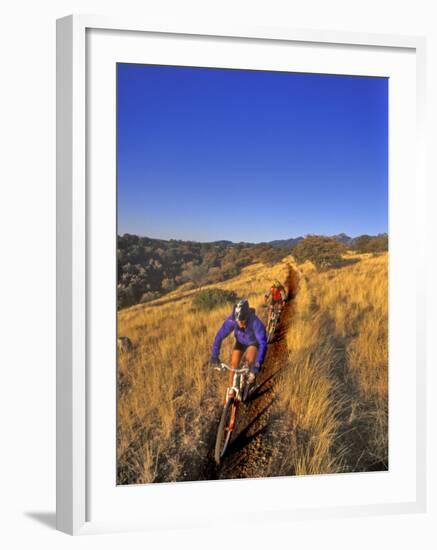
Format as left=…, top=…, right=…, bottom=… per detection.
left=210, top=299, right=267, bottom=387
left=264, top=280, right=287, bottom=317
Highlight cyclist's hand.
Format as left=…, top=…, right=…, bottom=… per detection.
left=210, top=357, right=220, bottom=368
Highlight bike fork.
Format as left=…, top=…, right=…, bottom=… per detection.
left=228, top=400, right=238, bottom=431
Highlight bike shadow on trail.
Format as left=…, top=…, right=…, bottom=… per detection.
left=205, top=399, right=277, bottom=481
left=225, top=397, right=278, bottom=457
left=252, top=385, right=274, bottom=400
left=248, top=357, right=293, bottom=400
left=254, top=364, right=288, bottom=394
left=215, top=396, right=279, bottom=478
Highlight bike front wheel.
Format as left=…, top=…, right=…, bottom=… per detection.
left=214, top=398, right=237, bottom=465
left=267, top=318, right=276, bottom=343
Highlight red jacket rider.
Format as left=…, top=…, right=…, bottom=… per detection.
left=264, top=280, right=287, bottom=310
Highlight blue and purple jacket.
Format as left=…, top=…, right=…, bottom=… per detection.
left=211, top=308, right=268, bottom=365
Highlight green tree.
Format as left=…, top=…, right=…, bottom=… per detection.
left=354, top=234, right=388, bottom=253
left=292, top=235, right=346, bottom=269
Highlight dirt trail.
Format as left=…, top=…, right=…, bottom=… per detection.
left=214, top=264, right=299, bottom=480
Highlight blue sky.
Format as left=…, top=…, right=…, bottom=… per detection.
left=117, top=63, right=388, bottom=242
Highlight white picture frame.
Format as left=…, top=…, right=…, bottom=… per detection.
left=56, top=14, right=427, bottom=535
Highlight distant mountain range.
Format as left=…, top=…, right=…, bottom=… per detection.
left=267, top=232, right=387, bottom=249
left=267, top=236, right=304, bottom=248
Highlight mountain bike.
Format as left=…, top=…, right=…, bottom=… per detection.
left=213, top=361, right=251, bottom=465
left=266, top=303, right=282, bottom=343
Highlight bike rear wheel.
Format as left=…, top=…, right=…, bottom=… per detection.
left=214, top=398, right=237, bottom=464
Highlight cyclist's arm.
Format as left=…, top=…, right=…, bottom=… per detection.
left=280, top=289, right=287, bottom=302
left=253, top=317, right=268, bottom=366
left=211, top=317, right=234, bottom=361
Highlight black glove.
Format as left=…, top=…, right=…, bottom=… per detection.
left=210, top=357, right=220, bottom=367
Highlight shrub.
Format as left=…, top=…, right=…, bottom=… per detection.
left=292, top=236, right=346, bottom=269
left=353, top=234, right=388, bottom=253
left=192, top=288, right=237, bottom=312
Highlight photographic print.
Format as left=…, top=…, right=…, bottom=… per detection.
left=116, top=63, right=388, bottom=485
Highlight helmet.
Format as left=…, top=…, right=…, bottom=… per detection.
left=233, top=299, right=250, bottom=322
left=273, top=280, right=281, bottom=288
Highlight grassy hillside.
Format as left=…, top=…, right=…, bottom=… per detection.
left=117, top=259, right=290, bottom=484
left=117, top=252, right=388, bottom=484
left=117, top=234, right=289, bottom=309
left=273, top=252, right=388, bottom=475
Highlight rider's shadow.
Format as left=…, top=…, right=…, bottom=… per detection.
left=269, top=326, right=288, bottom=343
left=227, top=397, right=278, bottom=456
left=252, top=365, right=288, bottom=399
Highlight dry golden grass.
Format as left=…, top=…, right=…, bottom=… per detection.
left=117, top=259, right=290, bottom=484
left=117, top=252, right=388, bottom=483
left=276, top=252, right=388, bottom=475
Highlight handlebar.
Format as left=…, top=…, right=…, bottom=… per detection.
left=213, top=362, right=250, bottom=374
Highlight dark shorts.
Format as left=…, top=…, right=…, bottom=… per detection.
left=233, top=340, right=259, bottom=353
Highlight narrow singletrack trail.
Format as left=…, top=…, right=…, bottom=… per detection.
left=215, top=265, right=299, bottom=480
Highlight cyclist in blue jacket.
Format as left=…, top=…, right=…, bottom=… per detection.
left=210, top=299, right=267, bottom=386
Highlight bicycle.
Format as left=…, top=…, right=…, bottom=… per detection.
left=213, top=361, right=251, bottom=465
left=266, top=303, right=282, bottom=343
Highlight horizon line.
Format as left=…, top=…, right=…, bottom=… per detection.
left=117, top=231, right=388, bottom=244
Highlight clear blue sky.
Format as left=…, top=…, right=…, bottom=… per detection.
left=117, top=63, right=388, bottom=242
